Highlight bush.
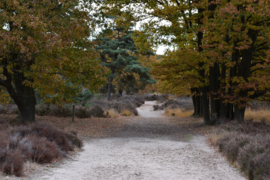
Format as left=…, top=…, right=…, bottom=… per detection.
left=51, top=106, right=73, bottom=117
left=222, top=134, right=251, bottom=162
left=0, top=122, right=83, bottom=176
left=2, top=150, right=24, bottom=176
left=249, top=152, right=270, bottom=180
left=75, top=107, right=91, bottom=118
left=0, top=104, right=6, bottom=114
left=238, top=138, right=268, bottom=173
left=121, top=109, right=132, bottom=116
left=65, top=132, right=83, bottom=148
left=89, top=105, right=106, bottom=117
left=35, top=104, right=49, bottom=116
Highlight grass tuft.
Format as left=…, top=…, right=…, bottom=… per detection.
left=245, top=108, right=270, bottom=123
left=121, top=109, right=132, bottom=116
left=165, top=108, right=193, bottom=118
left=106, top=109, right=120, bottom=118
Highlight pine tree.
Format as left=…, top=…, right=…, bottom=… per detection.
left=96, top=26, right=156, bottom=99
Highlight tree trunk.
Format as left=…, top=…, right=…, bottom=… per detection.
left=16, top=86, right=36, bottom=123
left=220, top=63, right=227, bottom=120
left=209, top=63, right=220, bottom=124
left=200, top=95, right=203, bottom=116
left=107, top=68, right=115, bottom=100
left=195, top=95, right=201, bottom=116
left=107, top=77, right=113, bottom=100
left=201, top=86, right=212, bottom=124
left=4, top=68, right=36, bottom=123
left=191, top=88, right=200, bottom=116
left=234, top=105, right=245, bottom=122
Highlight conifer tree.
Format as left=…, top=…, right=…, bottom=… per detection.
left=96, top=24, right=156, bottom=99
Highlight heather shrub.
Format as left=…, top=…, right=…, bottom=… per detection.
left=51, top=106, right=73, bottom=117
left=65, top=132, right=83, bottom=148
left=216, top=133, right=233, bottom=152
left=249, top=152, right=270, bottom=180
left=30, top=122, right=73, bottom=152
left=0, top=104, right=6, bottom=114
left=35, top=104, right=49, bottom=116
left=0, top=122, right=82, bottom=176
left=222, top=134, right=251, bottom=162
left=2, top=150, right=24, bottom=176
left=75, top=107, right=91, bottom=118
left=238, top=139, right=267, bottom=173
left=89, top=105, right=106, bottom=117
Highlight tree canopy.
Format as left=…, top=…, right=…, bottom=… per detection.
left=0, top=0, right=107, bottom=123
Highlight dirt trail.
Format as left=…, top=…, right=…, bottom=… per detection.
left=23, top=101, right=245, bottom=180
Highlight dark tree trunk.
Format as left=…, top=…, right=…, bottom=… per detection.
left=191, top=88, right=200, bottom=116
left=107, top=68, right=115, bottom=100
left=3, top=67, right=36, bottom=123
left=192, top=92, right=196, bottom=115
left=226, top=103, right=234, bottom=119
left=201, top=86, right=212, bottom=124
left=16, top=86, right=36, bottom=123
left=107, top=77, right=113, bottom=100
left=197, top=7, right=211, bottom=124
left=200, top=95, right=203, bottom=116
left=195, top=95, right=201, bottom=116
left=234, top=106, right=245, bottom=122
left=220, top=63, right=227, bottom=120
left=209, top=63, right=221, bottom=124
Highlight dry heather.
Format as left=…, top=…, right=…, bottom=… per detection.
left=165, top=108, right=193, bottom=118
left=0, top=119, right=83, bottom=177
left=121, top=109, right=133, bottom=116
left=245, top=108, right=270, bottom=123
left=209, top=120, right=270, bottom=180
left=106, top=109, right=120, bottom=118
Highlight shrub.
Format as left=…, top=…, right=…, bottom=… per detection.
left=121, top=109, right=132, bottom=116
left=216, top=133, right=233, bottom=152
left=65, top=132, right=83, bottom=148
left=2, top=150, right=24, bottom=177
left=238, top=140, right=267, bottom=173
left=14, top=122, right=73, bottom=152
left=89, top=105, right=106, bottom=117
left=35, top=104, right=49, bottom=116
left=51, top=106, right=73, bottom=117
left=222, top=134, right=251, bottom=162
left=0, top=104, right=6, bottom=114
left=75, top=107, right=91, bottom=118
left=106, top=109, right=119, bottom=118
left=0, top=122, right=82, bottom=176
left=27, top=135, right=61, bottom=164
left=249, top=152, right=270, bottom=180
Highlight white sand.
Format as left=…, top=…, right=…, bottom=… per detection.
left=22, top=101, right=246, bottom=180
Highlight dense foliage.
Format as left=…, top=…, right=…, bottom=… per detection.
left=101, top=0, right=270, bottom=123
left=0, top=0, right=107, bottom=123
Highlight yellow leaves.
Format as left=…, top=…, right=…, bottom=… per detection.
left=0, top=89, right=12, bottom=105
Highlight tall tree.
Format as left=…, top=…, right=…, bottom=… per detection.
left=96, top=18, right=156, bottom=99
left=0, top=0, right=106, bottom=123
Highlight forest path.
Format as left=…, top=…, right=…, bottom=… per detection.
left=27, top=101, right=245, bottom=180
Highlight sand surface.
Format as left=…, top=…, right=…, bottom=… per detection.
left=16, top=101, right=245, bottom=180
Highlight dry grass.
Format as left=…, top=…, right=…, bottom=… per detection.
left=121, top=109, right=132, bottom=116
left=0, top=114, right=126, bottom=138
left=245, top=108, right=270, bottom=123
left=165, top=108, right=193, bottom=118
left=106, top=109, right=120, bottom=118
left=208, top=132, right=225, bottom=146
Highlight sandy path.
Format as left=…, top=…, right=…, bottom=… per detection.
left=25, top=101, right=245, bottom=180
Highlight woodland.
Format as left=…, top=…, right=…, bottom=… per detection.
left=0, top=0, right=270, bottom=125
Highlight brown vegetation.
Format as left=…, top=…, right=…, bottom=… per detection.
left=0, top=121, right=82, bottom=176
left=209, top=120, right=270, bottom=180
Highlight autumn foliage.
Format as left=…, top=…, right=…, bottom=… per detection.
left=0, top=0, right=107, bottom=123
left=102, top=0, right=270, bottom=123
